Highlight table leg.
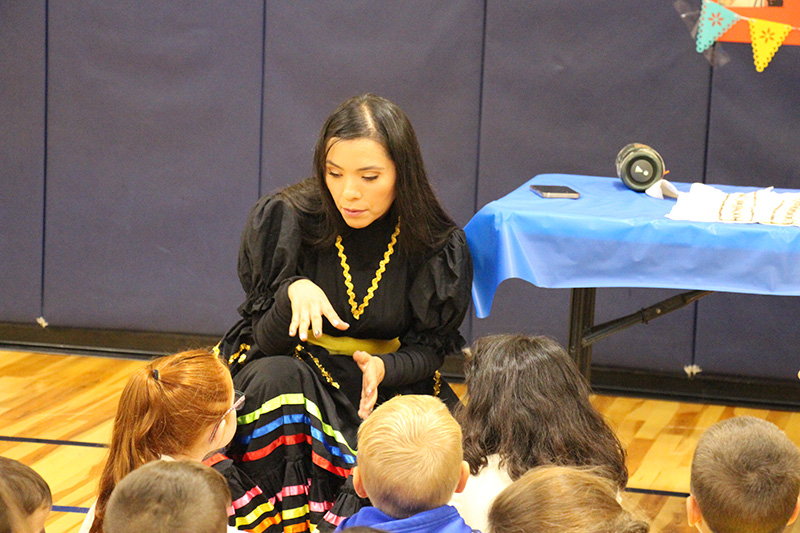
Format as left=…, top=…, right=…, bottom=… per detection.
left=568, top=287, right=596, bottom=382
left=566, top=288, right=711, bottom=385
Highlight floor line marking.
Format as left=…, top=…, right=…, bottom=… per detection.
left=52, top=505, right=90, bottom=514
left=625, top=486, right=689, bottom=498
left=0, top=435, right=108, bottom=448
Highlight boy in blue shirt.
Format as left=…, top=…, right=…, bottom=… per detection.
left=336, top=395, right=473, bottom=533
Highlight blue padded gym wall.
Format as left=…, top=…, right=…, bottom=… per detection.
left=43, top=2, right=263, bottom=333
left=0, top=1, right=46, bottom=323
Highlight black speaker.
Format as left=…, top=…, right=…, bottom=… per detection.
left=615, top=143, right=665, bottom=192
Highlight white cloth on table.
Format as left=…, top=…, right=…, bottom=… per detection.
left=649, top=180, right=800, bottom=226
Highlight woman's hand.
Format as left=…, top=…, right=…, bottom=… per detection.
left=287, top=279, right=349, bottom=341
left=353, top=350, right=385, bottom=419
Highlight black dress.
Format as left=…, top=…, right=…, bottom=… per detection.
left=216, top=192, right=472, bottom=532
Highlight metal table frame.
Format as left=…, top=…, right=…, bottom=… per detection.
left=567, top=288, right=712, bottom=381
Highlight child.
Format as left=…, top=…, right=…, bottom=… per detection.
left=687, top=416, right=800, bottom=533
left=451, top=334, right=628, bottom=532
left=80, top=349, right=271, bottom=533
left=488, top=465, right=648, bottom=533
left=335, top=395, right=472, bottom=533
left=0, top=456, right=52, bottom=533
left=104, top=460, right=232, bottom=533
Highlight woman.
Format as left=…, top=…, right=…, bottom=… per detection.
left=215, top=94, right=473, bottom=531
left=488, top=466, right=648, bottom=533
left=450, top=334, right=628, bottom=532
left=82, top=350, right=272, bottom=533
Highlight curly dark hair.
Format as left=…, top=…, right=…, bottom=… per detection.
left=456, top=334, right=628, bottom=488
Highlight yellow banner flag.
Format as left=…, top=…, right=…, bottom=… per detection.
left=749, top=18, right=792, bottom=72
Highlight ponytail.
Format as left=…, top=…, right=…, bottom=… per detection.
left=90, top=350, right=231, bottom=533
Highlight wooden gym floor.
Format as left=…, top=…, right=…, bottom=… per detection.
left=2, top=349, right=800, bottom=532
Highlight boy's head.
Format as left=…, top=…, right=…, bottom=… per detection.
left=0, top=457, right=52, bottom=533
left=353, top=395, right=469, bottom=519
left=688, top=416, right=800, bottom=533
left=104, top=460, right=231, bottom=533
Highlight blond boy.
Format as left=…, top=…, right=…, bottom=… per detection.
left=688, top=416, right=800, bottom=533
left=335, top=395, right=472, bottom=533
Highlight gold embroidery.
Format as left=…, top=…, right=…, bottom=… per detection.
left=783, top=199, right=800, bottom=225
left=335, top=218, right=401, bottom=320
left=730, top=193, right=745, bottom=221
left=433, top=370, right=441, bottom=397
left=718, top=193, right=731, bottom=221
left=294, top=345, right=340, bottom=389
left=719, top=192, right=757, bottom=223
left=770, top=199, right=786, bottom=224
left=224, top=343, right=251, bottom=366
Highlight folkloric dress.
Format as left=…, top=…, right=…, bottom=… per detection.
left=214, top=192, right=472, bottom=532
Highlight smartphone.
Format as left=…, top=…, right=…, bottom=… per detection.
left=530, top=185, right=580, bottom=199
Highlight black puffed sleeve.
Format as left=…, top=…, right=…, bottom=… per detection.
left=236, top=195, right=306, bottom=355
left=378, top=228, right=473, bottom=387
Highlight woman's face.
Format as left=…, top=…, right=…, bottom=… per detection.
left=325, top=137, right=397, bottom=229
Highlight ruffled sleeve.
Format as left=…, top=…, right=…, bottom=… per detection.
left=236, top=195, right=309, bottom=355
left=237, top=194, right=304, bottom=317
left=378, top=228, right=473, bottom=387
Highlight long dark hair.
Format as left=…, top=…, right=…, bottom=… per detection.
left=456, top=334, right=628, bottom=488
left=281, top=94, right=457, bottom=255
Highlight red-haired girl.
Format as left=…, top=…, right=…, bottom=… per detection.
left=81, top=350, right=272, bottom=533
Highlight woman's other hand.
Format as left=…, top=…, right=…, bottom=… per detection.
left=353, top=350, right=385, bottom=419
left=287, top=279, right=349, bottom=341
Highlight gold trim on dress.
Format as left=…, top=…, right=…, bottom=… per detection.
left=214, top=342, right=252, bottom=366
left=335, top=218, right=401, bottom=320
left=294, top=344, right=340, bottom=389
left=231, top=343, right=251, bottom=365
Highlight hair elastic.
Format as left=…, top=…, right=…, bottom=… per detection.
left=152, top=368, right=160, bottom=381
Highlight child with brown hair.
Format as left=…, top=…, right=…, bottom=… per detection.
left=688, top=416, right=800, bottom=533
left=451, top=334, right=628, bottom=531
left=104, top=460, right=233, bottom=533
left=334, top=395, right=473, bottom=533
left=0, top=456, right=52, bottom=533
left=488, top=465, right=648, bottom=533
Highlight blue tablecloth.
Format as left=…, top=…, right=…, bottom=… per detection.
left=465, top=174, right=800, bottom=318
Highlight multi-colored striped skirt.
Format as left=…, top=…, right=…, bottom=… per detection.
left=223, top=355, right=366, bottom=532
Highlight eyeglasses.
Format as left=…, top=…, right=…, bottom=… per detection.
left=209, top=390, right=245, bottom=443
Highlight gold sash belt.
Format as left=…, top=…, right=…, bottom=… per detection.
left=306, top=331, right=401, bottom=355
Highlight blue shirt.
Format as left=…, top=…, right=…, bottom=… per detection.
left=335, top=504, right=476, bottom=533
